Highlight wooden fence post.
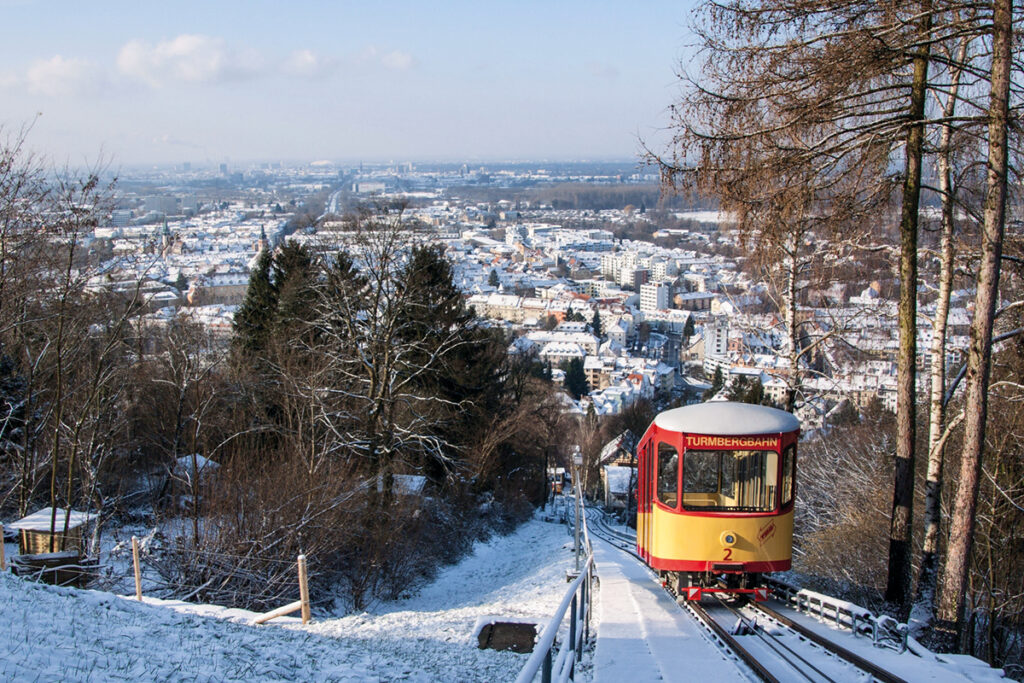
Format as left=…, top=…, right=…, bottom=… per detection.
left=131, top=536, right=142, bottom=601
left=298, top=554, right=310, bottom=625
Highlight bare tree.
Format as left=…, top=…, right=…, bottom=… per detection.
left=936, top=0, right=1017, bottom=647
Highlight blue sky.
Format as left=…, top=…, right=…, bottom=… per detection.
left=1, top=1, right=698, bottom=166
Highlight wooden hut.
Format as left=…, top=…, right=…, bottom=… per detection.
left=8, top=507, right=95, bottom=586
left=9, top=507, right=93, bottom=555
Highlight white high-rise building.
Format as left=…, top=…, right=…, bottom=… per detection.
left=640, top=282, right=669, bottom=312
left=704, top=315, right=729, bottom=358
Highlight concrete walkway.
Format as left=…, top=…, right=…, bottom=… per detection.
left=590, top=534, right=746, bottom=682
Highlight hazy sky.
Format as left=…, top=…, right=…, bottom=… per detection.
left=1, top=1, right=699, bottom=167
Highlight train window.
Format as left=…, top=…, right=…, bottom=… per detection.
left=683, top=449, right=778, bottom=512
left=781, top=446, right=795, bottom=507
left=657, top=442, right=678, bottom=508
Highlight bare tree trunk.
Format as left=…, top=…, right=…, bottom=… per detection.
left=886, top=2, right=932, bottom=612
left=784, top=233, right=800, bottom=413
left=935, top=0, right=1013, bottom=650
left=913, top=34, right=969, bottom=631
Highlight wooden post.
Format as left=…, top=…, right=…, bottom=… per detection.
left=253, top=600, right=303, bottom=625
left=297, top=554, right=310, bottom=625
left=131, top=536, right=142, bottom=601
left=0, top=523, right=6, bottom=571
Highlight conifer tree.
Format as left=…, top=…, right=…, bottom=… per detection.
left=232, top=248, right=276, bottom=357
left=703, top=367, right=724, bottom=401
left=563, top=357, right=589, bottom=400
left=271, top=241, right=317, bottom=343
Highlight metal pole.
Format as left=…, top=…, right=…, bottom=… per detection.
left=542, top=650, right=552, bottom=683
left=571, top=594, right=580, bottom=661
left=583, top=567, right=590, bottom=643
left=573, top=482, right=581, bottom=573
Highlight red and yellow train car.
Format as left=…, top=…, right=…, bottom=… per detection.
left=636, top=402, right=800, bottom=601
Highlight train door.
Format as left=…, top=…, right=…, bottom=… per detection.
left=637, top=438, right=651, bottom=559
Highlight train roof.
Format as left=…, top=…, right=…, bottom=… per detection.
left=653, top=401, right=800, bottom=436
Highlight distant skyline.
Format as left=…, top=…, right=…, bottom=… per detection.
left=0, top=1, right=698, bottom=167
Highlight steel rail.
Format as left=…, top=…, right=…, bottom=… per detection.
left=716, top=600, right=839, bottom=683
left=686, top=600, right=781, bottom=683
left=752, top=603, right=909, bottom=683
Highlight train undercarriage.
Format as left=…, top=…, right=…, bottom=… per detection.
left=662, top=569, right=769, bottom=602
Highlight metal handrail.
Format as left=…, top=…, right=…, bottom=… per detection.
left=516, top=485, right=596, bottom=683
left=764, top=576, right=909, bottom=653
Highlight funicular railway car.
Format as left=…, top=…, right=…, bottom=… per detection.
left=636, top=402, right=800, bottom=601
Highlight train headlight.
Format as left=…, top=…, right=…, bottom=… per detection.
left=720, top=531, right=738, bottom=547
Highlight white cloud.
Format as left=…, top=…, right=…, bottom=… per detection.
left=284, top=49, right=338, bottom=79
left=380, top=50, right=415, bottom=71
left=117, top=34, right=261, bottom=87
left=25, top=55, right=100, bottom=96
left=358, top=46, right=416, bottom=71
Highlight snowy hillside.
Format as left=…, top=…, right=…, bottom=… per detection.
left=0, top=514, right=579, bottom=682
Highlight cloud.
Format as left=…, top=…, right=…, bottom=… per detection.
left=358, top=46, right=416, bottom=71
left=380, top=50, right=415, bottom=71
left=117, top=34, right=261, bottom=86
left=283, top=49, right=338, bottom=79
left=25, top=55, right=101, bottom=96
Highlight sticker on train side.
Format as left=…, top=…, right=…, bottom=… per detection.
left=758, top=519, right=777, bottom=545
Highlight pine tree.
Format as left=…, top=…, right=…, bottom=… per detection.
left=591, top=308, right=602, bottom=339
left=488, top=268, right=500, bottom=288
left=563, top=357, right=589, bottom=400
left=683, top=315, right=695, bottom=345
left=232, top=248, right=276, bottom=357
left=271, top=241, right=317, bottom=342
left=703, top=367, right=724, bottom=401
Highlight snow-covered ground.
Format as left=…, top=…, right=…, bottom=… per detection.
left=0, top=513, right=580, bottom=682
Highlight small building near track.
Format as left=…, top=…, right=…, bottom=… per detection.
left=601, top=465, right=636, bottom=509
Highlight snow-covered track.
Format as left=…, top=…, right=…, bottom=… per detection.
left=585, top=507, right=637, bottom=557
left=689, top=597, right=912, bottom=683
left=685, top=600, right=780, bottom=682
left=586, top=504, right=910, bottom=682
left=750, top=602, right=908, bottom=683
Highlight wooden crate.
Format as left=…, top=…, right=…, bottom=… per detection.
left=12, top=551, right=97, bottom=587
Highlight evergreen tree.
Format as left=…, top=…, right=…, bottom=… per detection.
left=591, top=308, right=602, bottom=339
left=563, top=357, right=589, bottom=400
left=702, top=366, right=724, bottom=401
left=726, top=375, right=766, bottom=405
left=488, top=268, right=500, bottom=288
left=232, top=248, right=276, bottom=357
left=683, top=315, right=695, bottom=344
left=271, top=241, right=317, bottom=341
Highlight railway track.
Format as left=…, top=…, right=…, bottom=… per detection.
left=586, top=506, right=907, bottom=683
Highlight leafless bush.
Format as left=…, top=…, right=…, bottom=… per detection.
left=795, top=416, right=896, bottom=608
left=149, top=455, right=365, bottom=611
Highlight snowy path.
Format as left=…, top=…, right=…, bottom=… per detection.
left=0, top=514, right=578, bottom=682
left=590, top=534, right=746, bottom=682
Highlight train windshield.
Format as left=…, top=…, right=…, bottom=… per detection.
left=682, top=449, right=778, bottom=512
